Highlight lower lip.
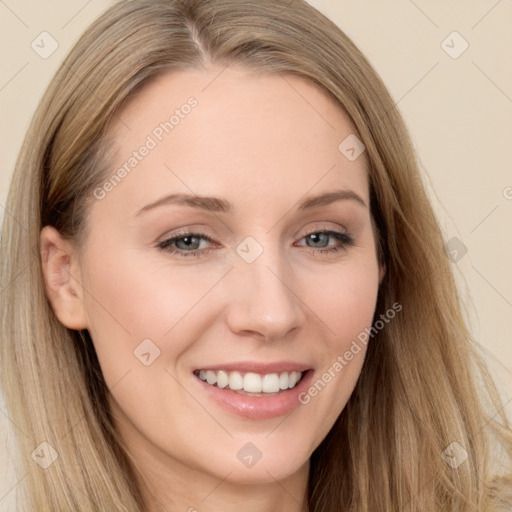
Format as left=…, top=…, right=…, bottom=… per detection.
left=194, top=370, right=314, bottom=420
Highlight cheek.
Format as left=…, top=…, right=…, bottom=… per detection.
left=79, top=244, right=221, bottom=386
left=300, top=259, right=379, bottom=407
left=79, top=247, right=220, bottom=437
left=307, top=256, right=380, bottom=345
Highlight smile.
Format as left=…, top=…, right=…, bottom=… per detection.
left=192, top=362, right=314, bottom=419
left=194, top=369, right=304, bottom=395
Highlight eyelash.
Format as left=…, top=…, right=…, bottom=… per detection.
left=157, top=228, right=354, bottom=258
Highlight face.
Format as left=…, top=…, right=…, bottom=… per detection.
left=43, top=66, right=383, bottom=497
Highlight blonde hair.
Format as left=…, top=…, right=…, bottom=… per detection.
left=1, top=0, right=511, bottom=510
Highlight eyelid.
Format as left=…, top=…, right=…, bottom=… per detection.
left=300, top=224, right=349, bottom=237
left=156, top=228, right=219, bottom=250
left=156, top=225, right=217, bottom=243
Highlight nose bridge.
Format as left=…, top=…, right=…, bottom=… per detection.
left=226, top=235, right=305, bottom=339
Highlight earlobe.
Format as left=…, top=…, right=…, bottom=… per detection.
left=40, top=226, right=88, bottom=330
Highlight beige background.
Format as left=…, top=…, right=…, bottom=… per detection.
left=1, top=0, right=511, bottom=509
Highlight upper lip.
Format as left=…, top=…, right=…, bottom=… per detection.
left=194, top=361, right=312, bottom=374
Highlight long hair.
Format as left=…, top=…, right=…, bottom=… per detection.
left=1, top=0, right=511, bottom=510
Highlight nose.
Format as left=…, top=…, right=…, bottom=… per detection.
left=225, top=246, right=306, bottom=341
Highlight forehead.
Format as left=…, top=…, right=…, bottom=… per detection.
left=101, top=65, right=369, bottom=215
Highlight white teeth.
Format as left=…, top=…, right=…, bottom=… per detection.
left=279, top=372, right=289, bottom=390
left=205, top=370, right=216, bottom=385
left=228, top=371, right=243, bottom=390
left=244, top=372, right=262, bottom=393
left=262, top=373, right=280, bottom=393
left=216, top=370, right=229, bottom=389
left=196, top=369, right=304, bottom=393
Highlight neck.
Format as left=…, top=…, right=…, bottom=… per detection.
left=142, top=463, right=310, bottom=512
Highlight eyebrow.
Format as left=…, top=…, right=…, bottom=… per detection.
left=134, top=189, right=367, bottom=216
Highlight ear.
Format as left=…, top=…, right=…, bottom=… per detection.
left=40, top=226, right=88, bottom=330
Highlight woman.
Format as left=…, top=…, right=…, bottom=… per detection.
left=1, top=0, right=511, bottom=510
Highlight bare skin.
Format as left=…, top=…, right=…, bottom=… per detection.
left=41, top=65, right=384, bottom=512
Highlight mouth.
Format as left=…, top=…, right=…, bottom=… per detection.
left=192, top=363, right=314, bottom=419
left=193, top=369, right=305, bottom=396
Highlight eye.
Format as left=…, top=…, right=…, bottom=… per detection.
left=157, top=230, right=217, bottom=258
left=296, top=229, right=354, bottom=255
left=157, top=228, right=354, bottom=258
